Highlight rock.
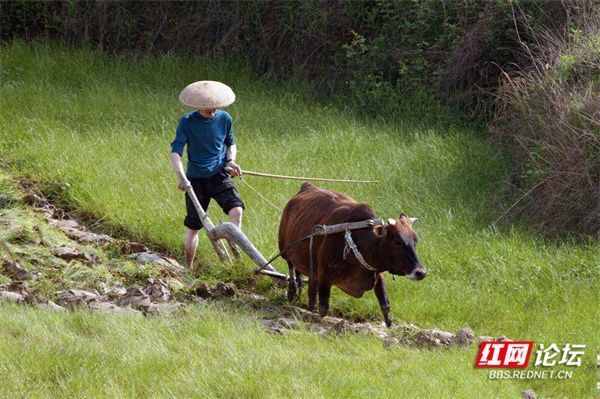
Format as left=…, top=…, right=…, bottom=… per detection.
left=56, top=289, right=99, bottom=308
left=427, top=329, right=456, bottom=345
left=212, top=282, right=236, bottom=298
left=76, top=231, right=115, bottom=246
left=193, top=282, right=213, bottom=299
left=127, top=251, right=184, bottom=271
left=0, top=194, right=12, bottom=208
left=48, top=219, right=115, bottom=246
left=52, top=219, right=80, bottom=229
left=522, top=388, right=537, bottom=399
left=0, top=290, right=25, bottom=303
left=98, top=281, right=127, bottom=299
left=454, top=327, right=475, bottom=345
left=165, top=278, right=185, bottom=292
left=236, top=291, right=268, bottom=302
left=52, top=246, right=96, bottom=263
left=144, top=279, right=171, bottom=302
left=19, top=179, right=34, bottom=190
left=89, top=301, right=142, bottom=316
left=117, top=286, right=151, bottom=310
left=23, top=193, right=47, bottom=207
left=119, top=241, right=148, bottom=254
left=261, top=318, right=300, bottom=334
left=2, top=259, right=34, bottom=280
left=0, top=281, right=31, bottom=303
left=35, top=300, right=66, bottom=311
left=414, top=330, right=442, bottom=348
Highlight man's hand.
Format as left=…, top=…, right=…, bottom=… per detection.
left=177, top=181, right=186, bottom=191
left=226, top=160, right=242, bottom=177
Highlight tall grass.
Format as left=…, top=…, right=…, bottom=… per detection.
left=0, top=42, right=598, bottom=398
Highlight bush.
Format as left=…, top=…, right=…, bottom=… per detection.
left=491, top=5, right=599, bottom=236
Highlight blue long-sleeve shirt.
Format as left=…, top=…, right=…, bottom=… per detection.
left=171, top=110, right=235, bottom=178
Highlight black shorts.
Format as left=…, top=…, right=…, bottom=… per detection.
left=184, top=169, right=245, bottom=230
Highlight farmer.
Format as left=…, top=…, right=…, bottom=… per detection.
left=170, top=81, right=244, bottom=268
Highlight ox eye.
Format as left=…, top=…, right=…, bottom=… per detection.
left=414, top=235, right=419, bottom=245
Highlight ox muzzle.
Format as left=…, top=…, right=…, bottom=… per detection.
left=407, top=266, right=427, bottom=281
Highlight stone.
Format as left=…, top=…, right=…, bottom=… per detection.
left=427, top=329, right=456, bottom=345
left=52, top=247, right=95, bottom=263
left=48, top=219, right=115, bottom=246
left=144, top=279, right=171, bottom=302
left=117, top=286, right=151, bottom=309
left=0, top=290, right=25, bottom=303
left=212, top=281, right=236, bottom=298
left=0, top=194, right=12, bottom=208
left=35, top=300, right=66, bottom=311
left=165, top=278, right=185, bottom=292
left=261, top=318, right=300, bottom=334
left=522, top=389, right=537, bottom=399
left=56, top=289, right=99, bottom=308
left=127, top=251, right=184, bottom=271
left=23, top=193, right=47, bottom=207
left=2, top=259, right=34, bottom=280
left=414, top=330, right=443, bottom=348
left=454, top=327, right=475, bottom=345
left=120, top=241, right=148, bottom=254
left=236, top=291, right=267, bottom=302
left=98, top=281, right=127, bottom=299
left=19, top=179, right=34, bottom=190
left=193, top=282, right=212, bottom=299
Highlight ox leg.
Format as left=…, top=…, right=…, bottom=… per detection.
left=318, top=284, right=332, bottom=318
left=308, top=277, right=318, bottom=312
left=286, top=261, right=299, bottom=302
left=374, top=273, right=392, bottom=328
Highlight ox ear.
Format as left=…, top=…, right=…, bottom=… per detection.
left=373, top=225, right=387, bottom=238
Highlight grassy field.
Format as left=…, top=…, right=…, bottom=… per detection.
left=0, top=41, right=598, bottom=398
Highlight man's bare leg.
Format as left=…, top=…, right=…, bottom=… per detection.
left=228, top=206, right=243, bottom=228
left=227, top=207, right=243, bottom=258
left=184, top=228, right=199, bottom=268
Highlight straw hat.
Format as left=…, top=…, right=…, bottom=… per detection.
left=179, top=81, right=236, bottom=109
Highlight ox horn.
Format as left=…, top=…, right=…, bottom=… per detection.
left=409, top=217, right=418, bottom=223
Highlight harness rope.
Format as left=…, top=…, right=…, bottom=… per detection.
left=256, top=219, right=385, bottom=276
left=239, top=177, right=283, bottom=212
left=236, top=174, right=383, bottom=275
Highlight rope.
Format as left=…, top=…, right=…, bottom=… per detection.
left=239, top=177, right=283, bottom=212
left=242, top=170, right=379, bottom=184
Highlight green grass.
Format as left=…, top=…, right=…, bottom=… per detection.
left=0, top=41, right=598, bottom=398
left=0, top=303, right=527, bottom=399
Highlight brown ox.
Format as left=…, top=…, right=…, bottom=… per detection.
left=278, top=183, right=426, bottom=327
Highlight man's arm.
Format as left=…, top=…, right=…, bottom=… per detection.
left=171, top=152, right=188, bottom=191
left=226, top=144, right=242, bottom=177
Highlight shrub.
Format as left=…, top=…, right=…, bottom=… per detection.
left=491, top=5, right=599, bottom=236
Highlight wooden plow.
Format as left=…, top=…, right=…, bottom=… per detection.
left=177, top=171, right=288, bottom=280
